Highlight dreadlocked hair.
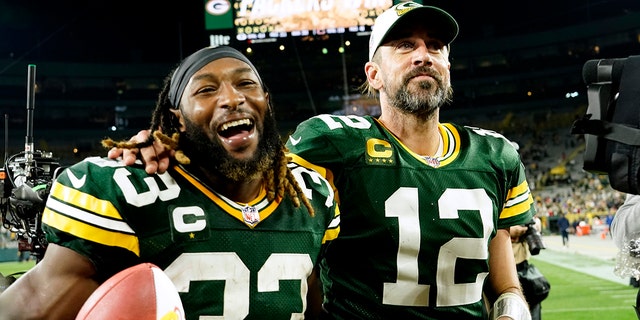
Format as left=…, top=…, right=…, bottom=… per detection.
left=101, top=68, right=315, bottom=216
left=269, top=146, right=315, bottom=217
left=101, top=70, right=186, bottom=161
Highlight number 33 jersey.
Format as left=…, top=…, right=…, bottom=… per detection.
left=286, top=114, right=535, bottom=319
left=42, top=157, right=340, bottom=320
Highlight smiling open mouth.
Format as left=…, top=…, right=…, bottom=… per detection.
left=218, top=118, right=255, bottom=139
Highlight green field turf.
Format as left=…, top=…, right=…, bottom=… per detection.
left=531, top=257, right=638, bottom=320
left=0, top=261, right=35, bottom=279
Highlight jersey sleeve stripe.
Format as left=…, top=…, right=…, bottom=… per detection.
left=286, top=153, right=333, bottom=182
left=322, top=207, right=341, bottom=243
left=45, top=197, right=134, bottom=234
left=286, top=153, right=341, bottom=204
left=501, top=181, right=534, bottom=218
left=506, top=180, right=531, bottom=201
left=49, top=181, right=123, bottom=220
left=504, top=190, right=532, bottom=209
left=501, top=196, right=533, bottom=218
left=42, top=207, right=140, bottom=255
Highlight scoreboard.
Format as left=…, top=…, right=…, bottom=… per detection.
left=205, top=0, right=394, bottom=43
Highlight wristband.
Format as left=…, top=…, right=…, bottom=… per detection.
left=490, top=292, right=531, bottom=320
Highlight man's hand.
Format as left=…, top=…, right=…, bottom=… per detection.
left=509, top=225, right=528, bottom=243
left=107, top=130, right=173, bottom=174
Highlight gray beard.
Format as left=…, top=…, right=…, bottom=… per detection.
left=179, top=111, right=281, bottom=183
left=384, top=68, right=453, bottom=118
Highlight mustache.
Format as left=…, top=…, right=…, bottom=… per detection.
left=404, top=67, right=443, bottom=84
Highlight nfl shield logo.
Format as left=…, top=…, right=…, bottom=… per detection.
left=242, top=205, right=260, bottom=226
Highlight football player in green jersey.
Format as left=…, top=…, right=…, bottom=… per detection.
left=286, top=3, right=532, bottom=319
left=0, top=46, right=340, bottom=320
left=106, top=3, right=534, bottom=319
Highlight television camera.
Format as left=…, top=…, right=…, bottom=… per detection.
left=571, top=55, right=640, bottom=194
left=0, top=65, right=62, bottom=262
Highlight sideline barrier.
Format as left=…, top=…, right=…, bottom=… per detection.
left=0, top=248, right=18, bottom=262
left=575, top=225, right=591, bottom=236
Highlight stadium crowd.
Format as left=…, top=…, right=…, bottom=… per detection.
left=504, top=109, right=627, bottom=237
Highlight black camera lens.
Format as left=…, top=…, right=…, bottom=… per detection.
left=524, top=223, right=546, bottom=255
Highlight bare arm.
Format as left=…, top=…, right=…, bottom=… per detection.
left=304, top=267, right=324, bottom=320
left=486, top=228, right=527, bottom=304
left=107, top=129, right=173, bottom=174
left=0, top=244, right=99, bottom=320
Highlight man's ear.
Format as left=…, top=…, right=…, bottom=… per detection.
left=169, top=108, right=186, bottom=131
left=364, top=61, right=382, bottom=90
left=265, top=91, right=275, bottom=115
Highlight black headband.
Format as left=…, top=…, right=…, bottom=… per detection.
left=168, top=46, right=264, bottom=108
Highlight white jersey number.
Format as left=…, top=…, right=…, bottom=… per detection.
left=383, top=188, right=492, bottom=307
left=164, top=252, right=313, bottom=319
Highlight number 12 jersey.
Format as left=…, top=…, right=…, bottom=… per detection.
left=286, top=114, right=534, bottom=319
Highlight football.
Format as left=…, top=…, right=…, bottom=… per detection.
left=75, top=262, right=185, bottom=320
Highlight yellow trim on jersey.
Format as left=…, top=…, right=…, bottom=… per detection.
left=439, top=123, right=461, bottom=166
left=287, top=153, right=338, bottom=191
left=286, top=153, right=341, bottom=204
left=374, top=120, right=462, bottom=167
left=508, top=179, right=531, bottom=201
left=286, top=153, right=329, bottom=178
left=173, top=165, right=281, bottom=228
left=501, top=180, right=534, bottom=218
left=43, top=207, right=140, bottom=256
left=322, top=206, right=341, bottom=244
left=280, top=157, right=341, bottom=243
left=44, top=181, right=139, bottom=255
left=49, top=181, right=122, bottom=219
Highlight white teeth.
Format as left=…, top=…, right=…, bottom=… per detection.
left=220, top=119, right=251, bottom=131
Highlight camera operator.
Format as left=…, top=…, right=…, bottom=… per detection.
left=611, top=193, right=640, bottom=318
left=511, top=214, right=547, bottom=320
left=611, top=194, right=640, bottom=255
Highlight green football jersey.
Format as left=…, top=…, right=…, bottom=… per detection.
left=42, top=157, right=340, bottom=320
left=286, top=114, right=535, bottom=319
